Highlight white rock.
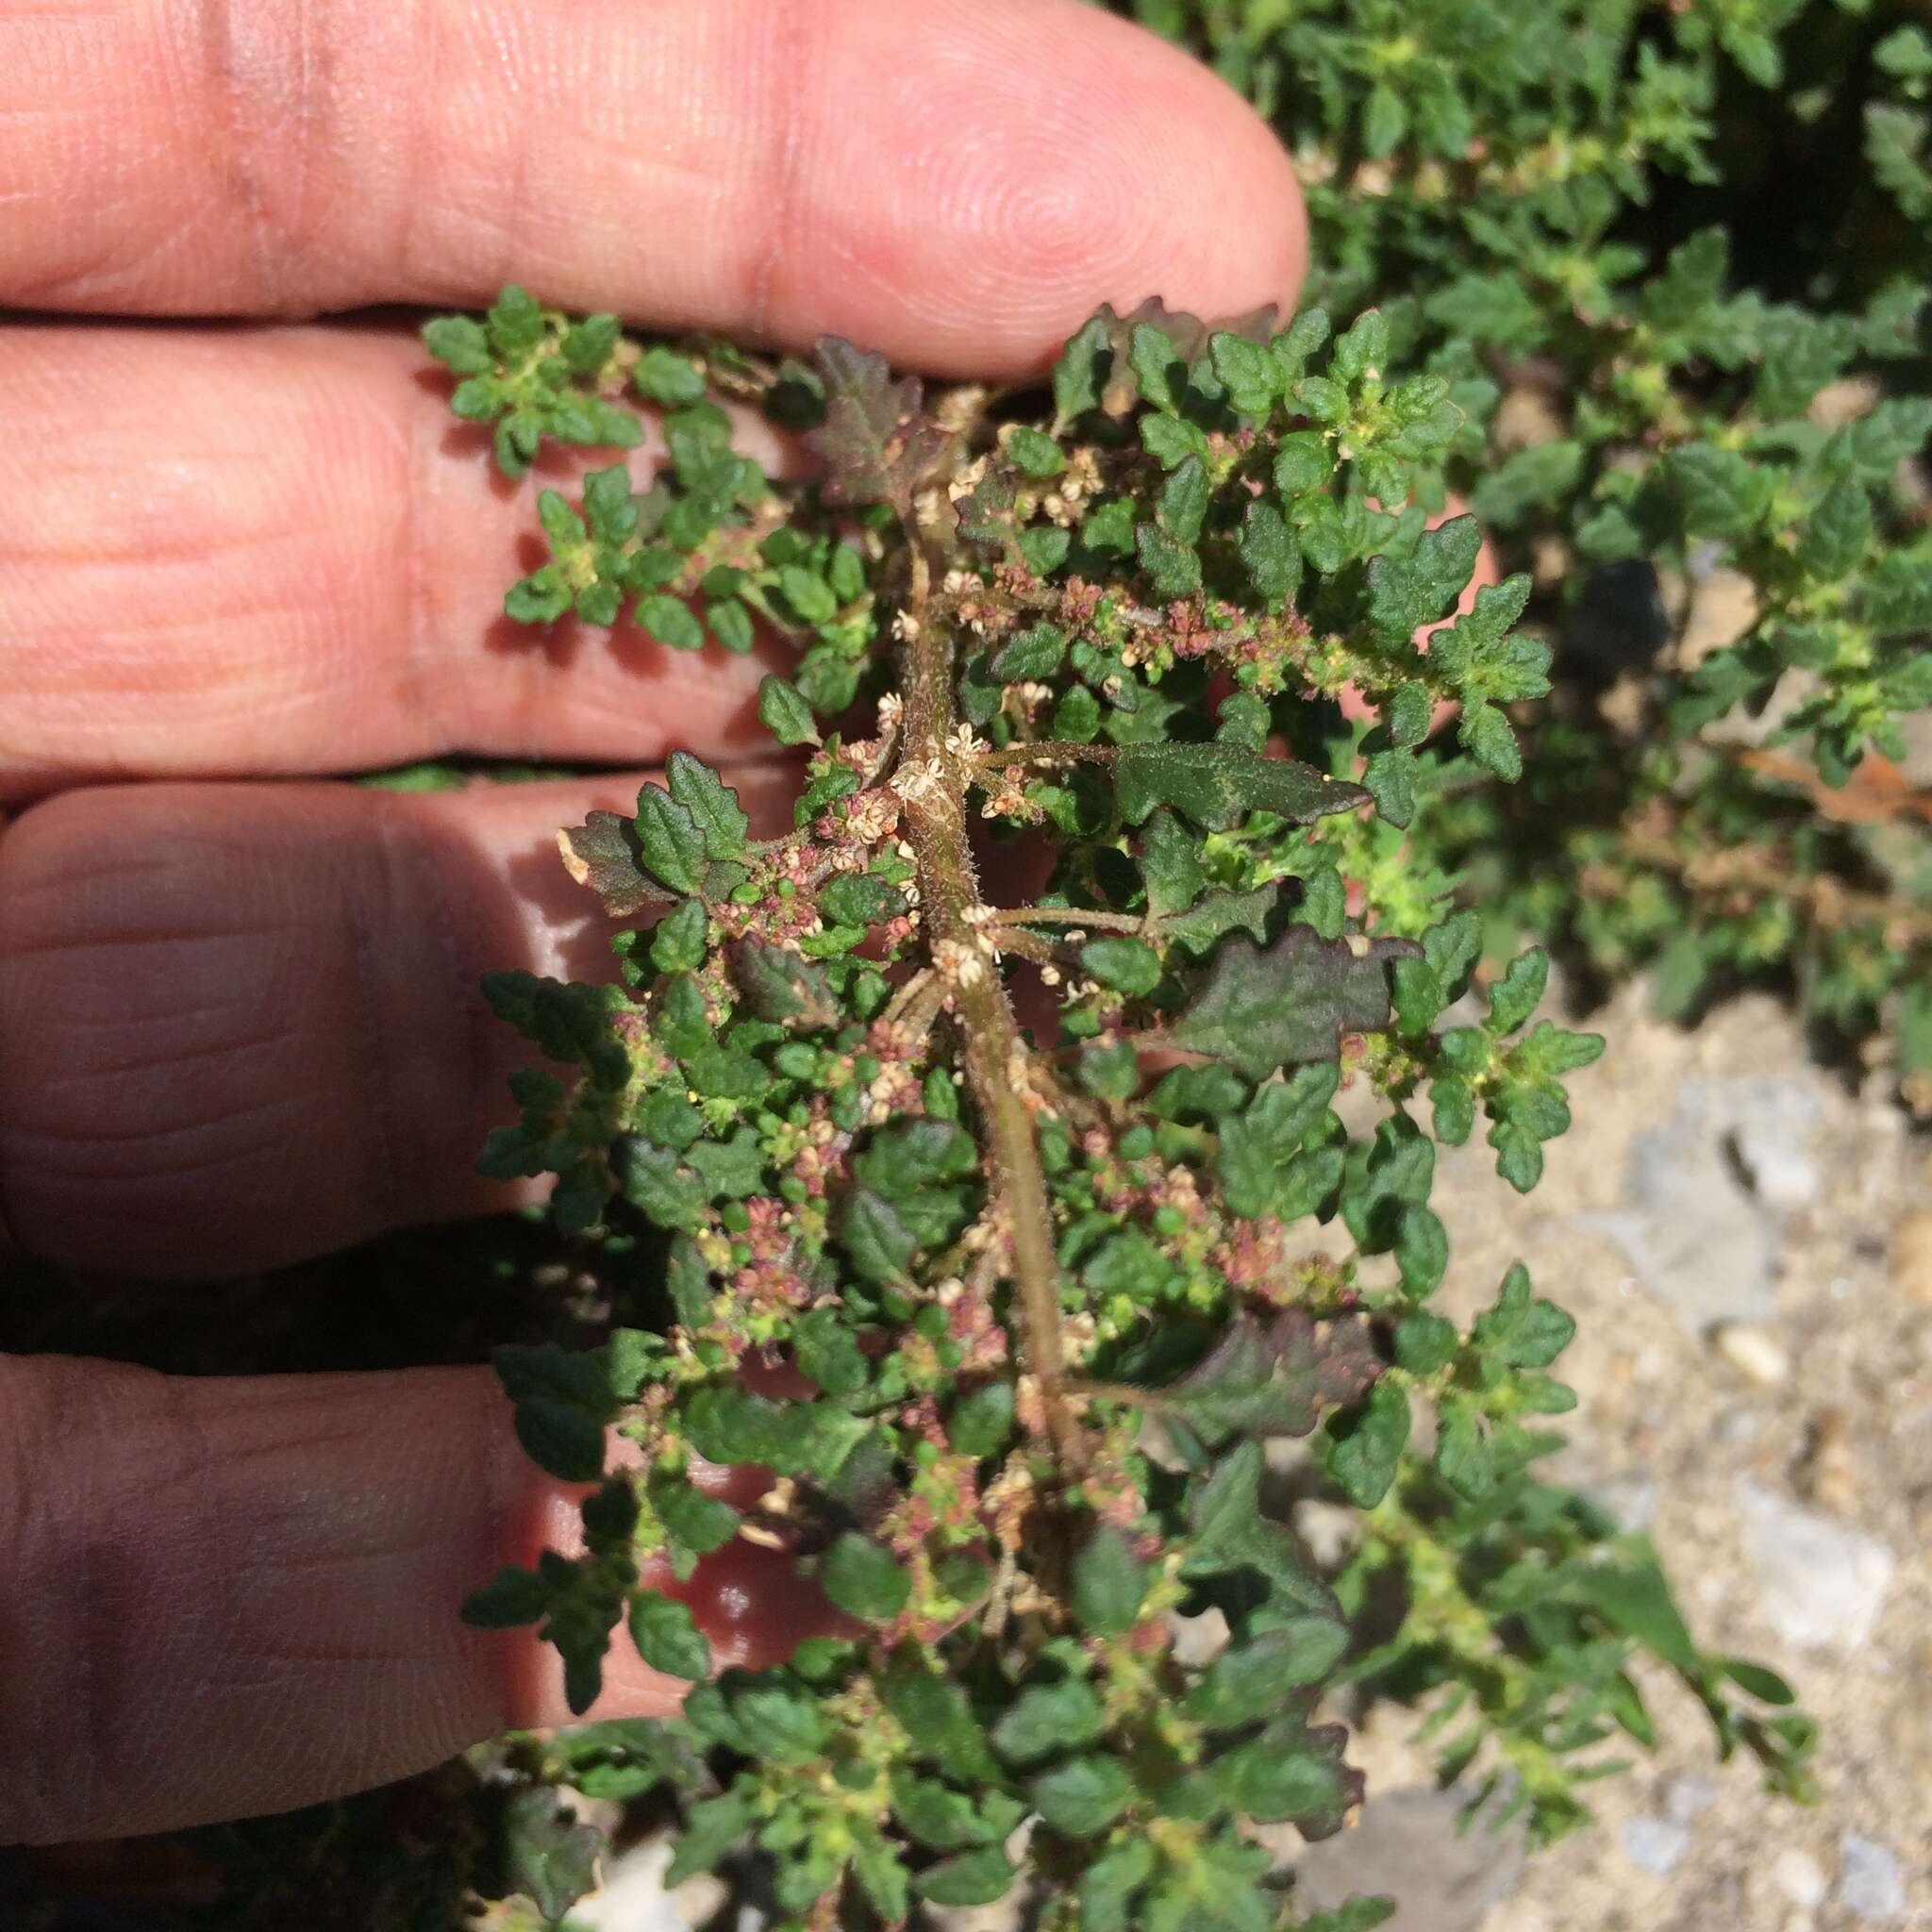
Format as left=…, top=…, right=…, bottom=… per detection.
left=1839, top=1832, right=1907, bottom=1923
left=1733, top=1122, right=1823, bottom=1210
left=1771, top=1848, right=1829, bottom=1908
left=1291, top=1498, right=1358, bottom=1569
left=1291, top=1787, right=1527, bottom=1931
left=1582, top=1474, right=1659, bottom=1535
left=1663, top=1774, right=1720, bottom=1824
left=1736, top=1481, right=1895, bottom=1652
left=1621, top=1816, right=1692, bottom=1876
left=1714, top=1323, right=1790, bottom=1386
left=568, top=1837, right=689, bottom=1932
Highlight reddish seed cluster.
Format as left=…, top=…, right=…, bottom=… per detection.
left=731, top=1196, right=813, bottom=1316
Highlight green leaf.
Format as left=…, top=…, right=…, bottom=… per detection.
left=991, top=622, right=1067, bottom=681
left=948, top=1381, right=1016, bottom=1457
left=992, top=1675, right=1106, bottom=1765
left=1115, top=745, right=1366, bottom=831
left=778, top=563, right=838, bottom=625
left=916, top=1847, right=1017, bottom=1907
left=616, top=1140, right=707, bottom=1229
left=1137, top=521, right=1203, bottom=596
left=734, top=937, right=838, bottom=1026
left=1008, top=425, right=1066, bottom=476
left=1667, top=444, right=1769, bottom=538
left=758, top=675, right=821, bottom=746
left=1159, top=1309, right=1378, bottom=1446
left=650, top=898, right=708, bottom=974
left=814, top=874, right=895, bottom=933
left=1081, top=935, right=1162, bottom=995
left=843, top=1189, right=917, bottom=1280
left=633, top=787, right=707, bottom=896
left=890, top=1771, right=983, bottom=1850
left=650, top=1474, right=740, bottom=1560
left=501, top=1787, right=602, bottom=1923
left=638, top=593, right=706, bottom=651
left=1054, top=312, right=1114, bottom=428
left=1030, top=1756, right=1134, bottom=1837
left=1395, top=1310, right=1458, bottom=1375
left=881, top=1659, right=1003, bottom=1783
left=1434, top=1393, right=1491, bottom=1499
left=1171, top=928, right=1420, bottom=1079
left=633, top=345, right=706, bottom=405
left=1326, top=1379, right=1410, bottom=1508
left=1129, top=324, right=1185, bottom=409
left=1471, top=1262, right=1575, bottom=1366
left=1459, top=702, right=1523, bottom=781
left=1241, top=500, right=1302, bottom=602
left=666, top=752, right=749, bottom=859
left=819, top=1533, right=912, bottom=1622
left=1071, top=1527, right=1150, bottom=1637
left=1486, top=948, right=1549, bottom=1034
left=1722, top=1657, right=1797, bottom=1706
left=1216, top=1721, right=1358, bottom=1833
left=1332, top=310, right=1389, bottom=383
left=515, top=1398, right=607, bottom=1484
left=664, top=1791, right=752, bottom=1887
left=423, top=314, right=493, bottom=375
left=628, top=1591, right=711, bottom=1681
left=1188, top=1620, right=1349, bottom=1726
left=1080, top=1839, right=1158, bottom=1932
left=1798, top=478, right=1872, bottom=581
left=856, top=1117, right=977, bottom=1196
left=1394, top=1203, right=1449, bottom=1300
left=1561, top=1542, right=1700, bottom=1675
left=1183, top=1441, right=1340, bottom=1623
left=1158, top=457, right=1210, bottom=545
left=462, top=1564, right=550, bottom=1629
left=1209, top=332, right=1282, bottom=415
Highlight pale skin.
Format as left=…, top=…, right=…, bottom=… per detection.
left=0, top=0, right=1313, bottom=1847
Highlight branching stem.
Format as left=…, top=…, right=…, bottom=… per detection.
left=897, top=607, right=1085, bottom=1474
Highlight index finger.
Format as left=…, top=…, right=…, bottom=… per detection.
left=1, top=0, right=1306, bottom=377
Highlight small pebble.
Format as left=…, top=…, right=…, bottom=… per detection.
left=1892, top=1209, right=1932, bottom=1307
left=1771, top=1848, right=1829, bottom=1909
left=1839, top=1831, right=1906, bottom=1923
left=1663, top=1774, right=1719, bottom=1824
left=1714, top=1323, right=1789, bottom=1386
left=1583, top=1474, right=1660, bottom=1535
left=1621, top=1816, right=1691, bottom=1876
left=1736, top=1480, right=1895, bottom=1652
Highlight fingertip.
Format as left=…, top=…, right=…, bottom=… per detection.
left=774, top=0, right=1307, bottom=376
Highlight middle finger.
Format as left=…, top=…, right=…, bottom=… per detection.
left=0, top=321, right=803, bottom=804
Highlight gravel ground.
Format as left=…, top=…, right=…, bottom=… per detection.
left=1313, top=980, right=1932, bottom=1932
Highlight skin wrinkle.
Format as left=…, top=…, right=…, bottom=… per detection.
left=398, top=322, right=451, bottom=753
left=744, top=0, right=815, bottom=348
left=342, top=791, right=418, bottom=1235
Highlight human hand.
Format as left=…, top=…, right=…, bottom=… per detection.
left=0, top=0, right=1306, bottom=1845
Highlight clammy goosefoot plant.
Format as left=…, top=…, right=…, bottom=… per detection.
left=426, top=288, right=1815, bottom=1931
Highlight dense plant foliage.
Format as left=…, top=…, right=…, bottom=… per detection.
left=1124, top=0, right=1932, bottom=1110
left=410, top=266, right=1822, bottom=1930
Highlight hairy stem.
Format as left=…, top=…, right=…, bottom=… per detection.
left=897, top=615, right=1084, bottom=1473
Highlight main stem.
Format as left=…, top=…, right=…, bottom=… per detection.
left=898, top=608, right=1085, bottom=1474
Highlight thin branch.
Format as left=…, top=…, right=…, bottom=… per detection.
left=978, top=741, right=1122, bottom=771
left=997, top=905, right=1148, bottom=934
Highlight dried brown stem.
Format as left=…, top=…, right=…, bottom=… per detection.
left=896, top=604, right=1085, bottom=1474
